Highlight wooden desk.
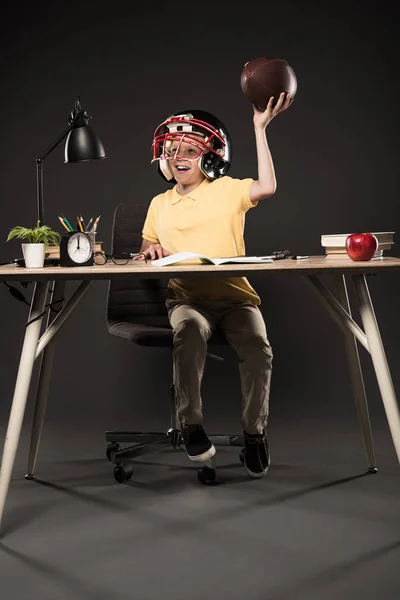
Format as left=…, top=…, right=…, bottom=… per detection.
left=0, top=256, right=399, bottom=533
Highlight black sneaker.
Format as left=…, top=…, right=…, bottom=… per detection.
left=243, top=430, right=270, bottom=478
left=181, top=424, right=216, bottom=462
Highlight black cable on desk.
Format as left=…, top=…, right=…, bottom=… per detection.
left=2, top=281, right=31, bottom=306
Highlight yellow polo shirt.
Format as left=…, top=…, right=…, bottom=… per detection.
left=142, top=176, right=261, bottom=305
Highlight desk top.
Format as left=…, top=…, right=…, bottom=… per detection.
left=0, top=256, right=400, bottom=281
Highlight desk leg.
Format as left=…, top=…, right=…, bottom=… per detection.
left=26, top=280, right=66, bottom=478
left=353, top=274, right=400, bottom=464
left=333, top=275, right=376, bottom=472
left=0, top=281, right=48, bottom=528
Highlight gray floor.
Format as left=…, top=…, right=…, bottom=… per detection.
left=0, top=416, right=399, bottom=600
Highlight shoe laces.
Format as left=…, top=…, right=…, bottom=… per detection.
left=182, top=423, right=202, bottom=441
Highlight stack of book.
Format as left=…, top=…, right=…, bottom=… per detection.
left=321, top=232, right=395, bottom=258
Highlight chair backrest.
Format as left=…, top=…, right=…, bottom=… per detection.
left=106, top=202, right=228, bottom=348
left=107, top=202, right=171, bottom=329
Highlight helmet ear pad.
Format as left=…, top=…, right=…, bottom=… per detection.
left=200, top=151, right=227, bottom=181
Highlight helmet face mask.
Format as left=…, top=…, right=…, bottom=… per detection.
left=152, top=110, right=232, bottom=182
left=163, top=133, right=209, bottom=162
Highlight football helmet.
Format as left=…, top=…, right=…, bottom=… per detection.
left=152, top=109, right=232, bottom=182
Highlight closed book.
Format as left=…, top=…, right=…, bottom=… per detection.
left=45, top=245, right=60, bottom=256
left=325, top=249, right=385, bottom=259
left=325, top=242, right=393, bottom=253
left=321, top=232, right=394, bottom=247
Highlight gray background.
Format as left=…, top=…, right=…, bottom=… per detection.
left=0, top=0, right=399, bottom=442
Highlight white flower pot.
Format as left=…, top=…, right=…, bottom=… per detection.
left=22, top=243, right=46, bottom=268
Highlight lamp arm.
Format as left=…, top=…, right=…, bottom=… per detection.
left=36, top=124, right=74, bottom=225
left=36, top=124, right=74, bottom=162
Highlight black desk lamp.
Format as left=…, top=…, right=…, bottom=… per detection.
left=36, top=96, right=106, bottom=225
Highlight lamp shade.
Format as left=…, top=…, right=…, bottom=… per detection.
left=64, top=125, right=106, bottom=163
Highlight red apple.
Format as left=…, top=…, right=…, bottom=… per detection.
left=345, top=233, right=378, bottom=261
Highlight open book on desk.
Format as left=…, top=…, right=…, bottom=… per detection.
left=151, top=251, right=274, bottom=266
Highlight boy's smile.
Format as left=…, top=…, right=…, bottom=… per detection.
left=173, top=162, right=191, bottom=175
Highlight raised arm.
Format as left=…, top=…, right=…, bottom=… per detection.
left=249, top=92, right=293, bottom=204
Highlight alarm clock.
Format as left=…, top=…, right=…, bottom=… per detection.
left=60, top=231, right=94, bottom=267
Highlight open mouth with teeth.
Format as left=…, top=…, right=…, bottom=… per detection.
left=175, top=165, right=190, bottom=173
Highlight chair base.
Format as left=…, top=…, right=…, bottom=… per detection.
left=104, top=429, right=245, bottom=484
left=105, top=429, right=245, bottom=460
left=105, top=383, right=244, bottom=484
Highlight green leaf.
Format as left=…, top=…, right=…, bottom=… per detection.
left=6, top=221, right=61, bottom=246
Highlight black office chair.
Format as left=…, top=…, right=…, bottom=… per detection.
left=105, top=202, right=245, bottom=484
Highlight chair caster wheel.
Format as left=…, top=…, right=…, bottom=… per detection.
left=197, top=465, right=216, bottom=485
left=113, top=465, right=133, bottom=483
left=239, top=448, right=245, bottom=464
left=106, top=443, right=120, bottom=461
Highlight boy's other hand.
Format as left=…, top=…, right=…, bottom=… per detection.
left=133, top=244, right=172, bottom=261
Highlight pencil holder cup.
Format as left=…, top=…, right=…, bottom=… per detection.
left=85, top=231, right=96, bottom=254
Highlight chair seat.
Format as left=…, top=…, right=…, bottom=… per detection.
left=107, top=320, right=229, bottom=348
left=107, top=321, right=173, bottom=346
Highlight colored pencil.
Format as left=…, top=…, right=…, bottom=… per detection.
left=92, top=215, right=101, bottom=232
left=58, top=216, right=70, bottom=233
left=60, top=213, right=74, bottom=231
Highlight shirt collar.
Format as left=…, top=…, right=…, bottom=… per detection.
left=171, top=178, right=211, bottom=205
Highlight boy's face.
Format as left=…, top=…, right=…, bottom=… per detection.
left=166, top=138, right=206, bottom=185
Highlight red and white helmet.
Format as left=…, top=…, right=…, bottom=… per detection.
left=152, top=109, right=232, bottom=182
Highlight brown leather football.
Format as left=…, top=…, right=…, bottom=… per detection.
left=240, top=57, right=297, bottom=110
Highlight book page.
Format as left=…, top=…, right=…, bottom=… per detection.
left=151, top=252, right=273, bottom=266
left=152, top=252, right=212, bottom=266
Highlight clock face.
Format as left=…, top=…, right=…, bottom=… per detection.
left=67, top=233, right=92, bottom=264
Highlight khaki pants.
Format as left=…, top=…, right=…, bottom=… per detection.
left=166, top=299, right=273, bottom=434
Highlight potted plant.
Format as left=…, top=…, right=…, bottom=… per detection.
left=6, top=221, right=61, bottom=268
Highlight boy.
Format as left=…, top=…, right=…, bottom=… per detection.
left=134, top=93, right=292, bottom=477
